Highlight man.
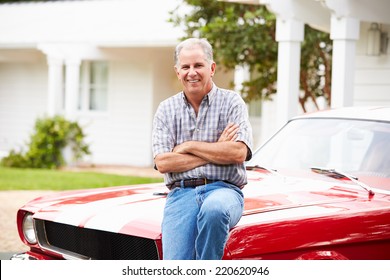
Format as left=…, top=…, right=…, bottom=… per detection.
left=152, top=38, right=253, bottom=260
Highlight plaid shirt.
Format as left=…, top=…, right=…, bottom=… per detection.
left=152, top=84, right=253, bottom=188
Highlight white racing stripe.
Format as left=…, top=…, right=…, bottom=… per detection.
left=83, top=198, right=165, bottom=234
left=53, top=192, right=164, bottom=228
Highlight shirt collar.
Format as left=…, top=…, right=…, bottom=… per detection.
left=181, top=83, right=217, bottom=107
left=207, top=84, right=217, bottom=105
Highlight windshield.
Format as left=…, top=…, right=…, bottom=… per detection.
left=248, top=118, right=390, bottom=190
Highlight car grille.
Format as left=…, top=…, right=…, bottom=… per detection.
left=34, top=219, right=160, bottom=260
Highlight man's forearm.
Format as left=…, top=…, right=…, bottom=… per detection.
left=174, top=141, right=248, bottom=165
left=154, top=152, right=208, bottom=174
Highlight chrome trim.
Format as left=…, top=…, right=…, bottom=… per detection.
left=10, top=253, right=38, bottom=260
left=34, top=219, right=88, bottom=260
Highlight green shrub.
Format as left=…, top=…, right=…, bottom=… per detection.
left=1, top=115, right=90, bottom=169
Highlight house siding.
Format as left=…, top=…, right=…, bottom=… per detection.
left=354, top=22, right=390, bottom=106
left=0, top=60, right=48, bottom=155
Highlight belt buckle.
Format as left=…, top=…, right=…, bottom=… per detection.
left=204, top=178, right=207, bottom=185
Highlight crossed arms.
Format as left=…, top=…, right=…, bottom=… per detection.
left=154, top=123, right=249, bottom=174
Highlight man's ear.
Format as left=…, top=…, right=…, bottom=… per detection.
left=174, top=66, right=180, bottom=79
left=211, top=62, right=216, bottom=77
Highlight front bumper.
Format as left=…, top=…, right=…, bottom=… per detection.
left=10, top=251, right=58, bottom=260
left=10, top=253, right=38, bottom=260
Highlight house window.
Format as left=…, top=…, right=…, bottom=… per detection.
left=79, top=61, right=108, bottom=111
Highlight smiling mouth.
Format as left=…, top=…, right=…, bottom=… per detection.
left=188, top=80, right=200, bottom=83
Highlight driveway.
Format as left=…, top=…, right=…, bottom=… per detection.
left=0, top=190, right=56, bottom=259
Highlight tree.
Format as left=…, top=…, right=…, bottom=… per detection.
left=169, top=0, right=332, bottom=112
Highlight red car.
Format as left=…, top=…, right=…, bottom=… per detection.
left=11, top=107, right=390, bottom=260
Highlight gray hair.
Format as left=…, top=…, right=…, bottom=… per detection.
left=174, top=38, right=214, bottom=66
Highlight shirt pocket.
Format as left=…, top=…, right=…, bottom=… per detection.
left=203, top=122, right=225, bottom=142
left=177, top=128, right=194, bottom=144
left=206, top=128, right=223, bottom=142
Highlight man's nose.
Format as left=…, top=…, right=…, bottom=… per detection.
left=188, top=67, right=197, bottom=76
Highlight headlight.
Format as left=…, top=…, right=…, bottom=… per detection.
left=22, top=213, right=37, bottom=244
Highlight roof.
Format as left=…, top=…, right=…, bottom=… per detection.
left=0, top=0, right=184, bottom=47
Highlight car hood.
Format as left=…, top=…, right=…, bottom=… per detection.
left=27, top=184, right=168, bottom=239
left=25, top=170, right=367, bottom=239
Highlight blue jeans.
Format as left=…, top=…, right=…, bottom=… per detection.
left=161, top=181, right=244, bottom=260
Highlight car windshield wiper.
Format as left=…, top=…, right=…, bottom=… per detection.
left=311, top=167, right=375, bottom=197
left=246, top=165, right=279, bottom=176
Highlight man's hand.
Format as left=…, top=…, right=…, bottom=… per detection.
left=173, top=142, right=189, bottom=154
left=218, top=123, right=239, bottom=142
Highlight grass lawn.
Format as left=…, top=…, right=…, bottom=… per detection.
left=0, top=167, right=163, bottom=191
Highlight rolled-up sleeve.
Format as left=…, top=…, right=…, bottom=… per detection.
left=152, top=104, right=174, bottom=158
left=230, top=96, right=253, bottom=161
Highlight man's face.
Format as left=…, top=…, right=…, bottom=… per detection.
left=174, top=45, right=216, bottom=97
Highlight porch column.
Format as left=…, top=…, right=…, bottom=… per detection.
left=46, top=57, right=63, bottom=116
left=275, top=18, right=304, bottom=127
left=330, top=16, right=360, bottom=108
left=64, top=58, right=81, bottom=120
left=234, top=64, right=250, bottom=92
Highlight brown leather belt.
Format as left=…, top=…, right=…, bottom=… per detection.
left=169, top=178, right=219, bottom=189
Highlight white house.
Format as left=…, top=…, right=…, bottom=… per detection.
left=0, top=0, right=389, bottom=168
left=0, top=0, right=235, bottom=167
